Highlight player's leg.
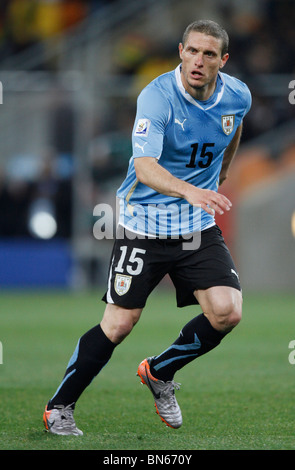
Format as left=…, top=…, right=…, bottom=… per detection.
left=145, top=226, right=242, bottom=382
left=148, top=286, right=241, bottom=382
left=43, top=304, right=142, bottom=435
left=47, top=303, right=142, bottom=407
left=47, top=304, right=142, bottom=409
left=44, top=224, right=156, bottom=435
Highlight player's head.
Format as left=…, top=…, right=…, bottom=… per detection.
left=179, top=20, right=229, bottom=100
left=182, top=20, right=229, bottom=57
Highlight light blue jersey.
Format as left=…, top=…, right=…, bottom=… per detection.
left=117, top=64, right=251, bottom=236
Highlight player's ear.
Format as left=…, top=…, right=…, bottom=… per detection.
left=179, top=42, right=184, bottom=59
left=219, top=53, right=229, bottom=69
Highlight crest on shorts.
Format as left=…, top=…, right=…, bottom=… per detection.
left=221, top=115, right=235, bottom=135
left=114, top=274, right=132, bottom=296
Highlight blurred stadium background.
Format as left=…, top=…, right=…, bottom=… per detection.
left=0, top=0, right=294, bottom=294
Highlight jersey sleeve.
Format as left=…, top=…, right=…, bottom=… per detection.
left=132, top=84, right=171, bottom=159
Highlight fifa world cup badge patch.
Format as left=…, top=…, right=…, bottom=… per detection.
left=134, top=118, right=151, bottom=137
left=114, top=274, right=132, bottom=296
left=221, top=115, right=235, bottom=135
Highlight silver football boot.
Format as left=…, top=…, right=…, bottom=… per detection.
left=137, top=357, right=182, bottom=429
left=43, top=403, right=83, bottom=436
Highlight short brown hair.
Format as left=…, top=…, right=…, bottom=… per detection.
left=182, top=20, right=229, bottom=57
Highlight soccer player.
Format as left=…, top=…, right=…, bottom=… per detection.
left=43, top=19, right=251, bottom=435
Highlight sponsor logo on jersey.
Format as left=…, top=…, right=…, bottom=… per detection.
left=174, top=118, right=187, bottom=130
left=114, top=274, right=132, bottom=295
left=134, top=118, right=151, bottom=136
left=221, top=114, right=235, bottom=135
left=134, top=142, right=147, bottom=153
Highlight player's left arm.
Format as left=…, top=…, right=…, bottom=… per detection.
left=219, top=123, right=243, bottom=185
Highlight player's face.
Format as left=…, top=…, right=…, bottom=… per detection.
left=179, top=31, right=229, bottom=101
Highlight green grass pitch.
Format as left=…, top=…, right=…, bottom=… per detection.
left=0, top=288, right=294, bottom=450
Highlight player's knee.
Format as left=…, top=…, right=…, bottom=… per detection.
left=225, top=306, right=242, bottom=330
left=212, top=308, right=241, bottom=333
left=113, top=321, right=132, bottom=343
left=209, top=294, right=242, bottom=332
left=101, top=305, right=142, bottom=344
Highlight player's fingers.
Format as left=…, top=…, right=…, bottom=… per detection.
left=190, top=191, right=232, bottom=215
left=212, top=194, right=232, bottom=212
left=211, top=200, right=229, bottom=215
left=202, top=190, right=232, bottom=211
left=210, top=201, right=223, bottom=215
left=221, top=195, right=232, bottom=208
left=193, top=202, right=215, bottom=215
left=195, top=198, right=231, bottom=216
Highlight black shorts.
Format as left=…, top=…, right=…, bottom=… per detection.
left=102, top=224, right=241, bottom=309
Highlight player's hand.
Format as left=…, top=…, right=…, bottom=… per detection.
left=185, top=187, right=232, bottom=216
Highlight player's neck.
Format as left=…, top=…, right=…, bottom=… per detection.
left=182, top=75, right=217, bottom=102
left=190, top=81, right=217, bottom=101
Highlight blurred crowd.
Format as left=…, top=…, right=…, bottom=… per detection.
left=0, top=0, right=295, bottom=241
left=0, top=0, right=119, bottom=60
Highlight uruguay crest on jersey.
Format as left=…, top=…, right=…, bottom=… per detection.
left=221, top=114, right=235, bottom=135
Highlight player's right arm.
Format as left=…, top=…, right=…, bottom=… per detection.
left=134, top=156, right=232, bottom=216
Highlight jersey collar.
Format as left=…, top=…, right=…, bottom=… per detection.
left=175, top=64, right=225, bottom=111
